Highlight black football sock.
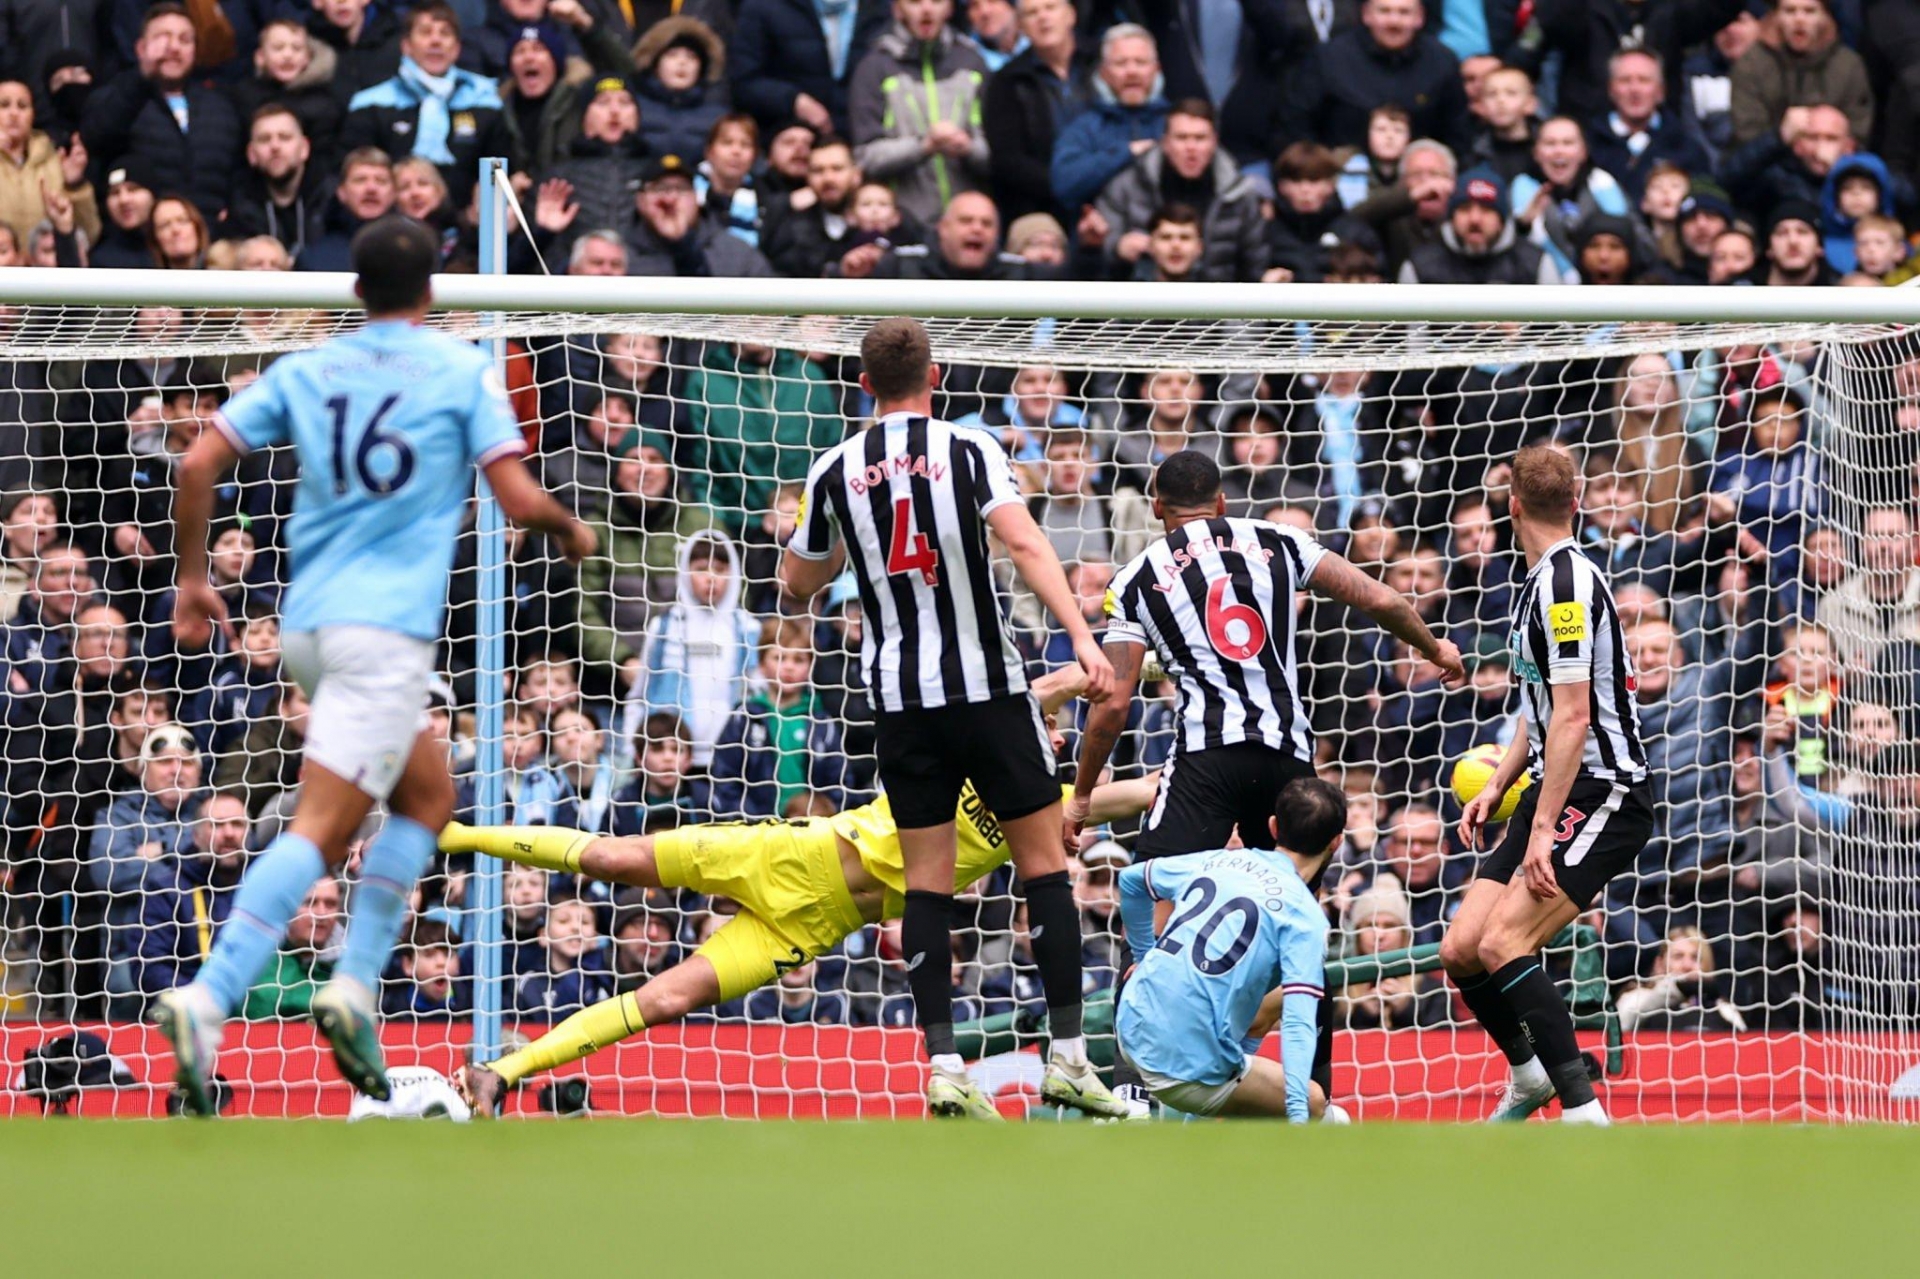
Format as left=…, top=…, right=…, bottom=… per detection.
left=902, top=889, right=957, bottom=1059
left=1020, top=870, right=1085, bottom=1042
left=1456, top=968, right=1538, bottom=1067
left=1490, top=955, right=1596, bottom=1109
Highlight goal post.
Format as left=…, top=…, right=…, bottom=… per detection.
left=0, top=267, right=1914, bottom=1122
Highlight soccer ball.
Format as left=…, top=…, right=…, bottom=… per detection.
left=1450, top=742, right=1531, bottom=823
left=346, top=1066, right=472, bottom=1122
left=1321, top=1102, right=1351, bottom=1125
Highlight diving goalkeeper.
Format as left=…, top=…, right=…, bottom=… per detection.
left=447, top=671, right=1157, bottom=1116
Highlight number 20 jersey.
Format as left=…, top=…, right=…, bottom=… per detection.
left=213, top=319, right=527, bottom=641
left=790, top=411, right=1030, bottom=712
left=1105, top=516, right=1327, bottom=763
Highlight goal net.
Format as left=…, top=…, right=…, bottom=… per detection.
left=0, top=272, right=1914, bottom=1122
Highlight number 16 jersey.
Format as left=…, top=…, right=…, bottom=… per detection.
left=790, top=411, right=1030, bottom=712
left=1104, top=516, right=1327, bottom=763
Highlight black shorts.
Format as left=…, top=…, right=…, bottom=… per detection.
left=1476, top=773, right=1656, bottom=907
left=875, top=694, right=1060, bottom=830
left=1136, top=741, right=1319, bottom=859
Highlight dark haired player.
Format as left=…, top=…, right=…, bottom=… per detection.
left=153, top=216, right=595, bottom=1115
left=1442, top=444, right=1654, bottom=1125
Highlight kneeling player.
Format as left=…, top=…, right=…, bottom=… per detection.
left=1114, top=778, right=1345, bottom=1121
left=447, top=768, right=1158, bottom=1116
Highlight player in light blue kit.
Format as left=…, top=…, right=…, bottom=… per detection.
left=152, top=218, right=594, bottom=1116
left=1116, top=777, right=1346, bottom=1121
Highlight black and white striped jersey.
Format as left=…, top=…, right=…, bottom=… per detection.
left=789, top=411, right=1029, bottom=712
left=1103, top=516, right=1327, bottom=762
left=1509, top=537, right=1650, bottom=783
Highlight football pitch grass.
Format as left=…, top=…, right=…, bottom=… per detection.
left=5, top=1120, right=1915, bottom=1275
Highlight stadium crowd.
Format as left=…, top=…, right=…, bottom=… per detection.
left=1, top=0, right=1918, bottom=1042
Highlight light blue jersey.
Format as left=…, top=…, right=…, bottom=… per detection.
left=213, top=321, right=526, bottom=640
left=1117, top=847, right=1327, bottom=1122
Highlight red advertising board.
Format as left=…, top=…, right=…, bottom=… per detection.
left=3, top=1023, right=1912, bottom=1121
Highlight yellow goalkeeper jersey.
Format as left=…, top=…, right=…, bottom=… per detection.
left=831, top=783, right=1073, bottom=919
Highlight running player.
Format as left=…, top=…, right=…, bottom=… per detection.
left=1072, top=448, right=1462, bottom=1111
left=780, top=316, right=1120, bottom=1119
left=445, top=676, right=1160, bottom=1114
left=152, top=217, right=594, bottom=1115
left=1115, top=777, right=1347, bottom=1120
left=1441, top=444, right=1654, bottom=1125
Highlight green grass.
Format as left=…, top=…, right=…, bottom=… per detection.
left=5, top=1121, right=1916, bottom=1275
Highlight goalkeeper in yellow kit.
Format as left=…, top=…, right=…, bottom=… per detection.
left=446, top=672, right=1158, bottom=1117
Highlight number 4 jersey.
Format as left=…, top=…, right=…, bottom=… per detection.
left=1116, top=846, right=1327, bottom=1094
left=212, top=320, right=527, bottom=642
left=789, top=411, right=1030, bottom=712
left=1105, top=516, right=1327, bottom=762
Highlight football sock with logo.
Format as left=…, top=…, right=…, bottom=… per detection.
left=1455, top=968, right=1539, bottom=1068
left=1021, top=870, right=1085, bottom=1043
left=1491, top=955, right=1597, bottom=1109
left=903, top=889, right=957, bottom=1058
left=444, top=824, right=590, bottom=875
left=490, top=991, right=646, bottom=1086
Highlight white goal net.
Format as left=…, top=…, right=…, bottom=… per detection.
left=0, top=272, right=1915, bottom=1122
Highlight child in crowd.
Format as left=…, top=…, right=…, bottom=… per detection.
left=1707, top=382, right=1822, bottom=574
left=1470, top=65, right=1538, bottom=185
left=1337, top=103, right=1410, bottom=209
left=1852, top=214, right=1911, bottom=281
left=613, top=711, right=703, bottom=835
left=1266, top=144, right=1343, bottom=281
left=1137, top=203, right=1204, bottom=283
left=384, top=919, right=465, bottom=1019
left=625, top=529, right=757, bottom=769
left=1764, top=621, right=1841, bottom=780
left=1822, top=155, right=1896, bottom=272
left=515, top=894, right=617, bottom=1018
left=1640, top=161, right=1692, bottom=273
left=697, top=113, right=763, bottom=246
left=710, top=619, right=851, bottom=819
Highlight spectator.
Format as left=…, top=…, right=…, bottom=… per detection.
left=712, top=619, right=851, bottom=818
left=1091, top=97, right=1265, bottom=282
left=578, top=442, right=716, bottom=682
left=1296, top=0, right=1470, bottom=155
left=504, top=1, right=635, bottom=175
left=981, top=0, right=1090, bottom=223
left=1333, top=881, right=1450, bottom=1029
left=1137, top=0, right=1283, bottom=166
left=1120, top=200, right=1203, bottom=281
left=1709, top=223, right=1758, bottom=283
left=1219, top=405, right=1289, bottom=516
left=241, top=873, right=342, bottom=1019
left=1336, top=101, right=1409, bottom=209
left=1585, top=47, right=1711, bottom=203
left=308, top=0, right=404, bottom=101
left=835, top=179, right=929, bottom=277
left=727, top=0, right=888, bottom=136
left=1722, top=101, right=1854, bottom=224
left=1049, top=23, right=1167, bottom=212
left=87, top=722, right=202, bottom=998
left=683, top=340, right=842, bottom=534
left=1263, top=142, right=1343, bottom=282
left=1533, top=0, right=1750, bottom=129
left=612, top=712, right=702, bottom=835
left=521, top=707, right=617, bottom=832
left=229, top=19, right=345, bottom=170
left=1618, top=926, right=1747, bottom=1031
left=622, top=151, right=776, bottom=276
left=91, top=158, right=157, bottom=267
left=81, top=3, right=242, bottom=224
left=1028, top=427, right=1152, bottom=568
left=847, top=0, right=989, bottom=228
left=515, top=893, right=617, bottom=1017
left=1761, top=198, right=1834, bottom=285
left=1510, top=116, right=1637, bottom=284
left=133, top=789, right=249, bottom=997
left=385, top=918, right=466, bottom=1018
left=1340, top=134, right=1453, bottom=277
left=634, top=16, right=731, bottom=161
left=1708, top=381, right=1821, bottom=571
left=1630, top=616, right=1736, bottom=904
left=341, top=1, right=509, bottom=206
left=212, top=680, right=307, bottom=814
left=540, top=81, right=648, bottom=256
left=1817, top=506, right=1920, bottom=671
left=298, top=146, right=394, bottom=272
left=145, top=194, right=208, bottom=268
left=1742, top=900, right=1838, bottom=1029
left=1466, top=64, right=1537, bottom=186
left=761, top=135, right=863, bottom=277
left=745, top=960, right=851, bottom=1022
left=872, top=187, right=1021, bottom=281
left=0, top=78, right=97, bottom=250
left=1400, top=165, right=1557, bottom=285
left=1729, top=0, right=1872, bottom=148
left=695, top=113, right=765, bottom=246
left=1639, top=160, right=1692, bottom=272
left=1853, top=212, right=1911, bottom=283
left=608, top=888, right=684, bottom=990
left=1680, top=7, right=1762, bottom=166
left=624, top=529, right=758, bottom=768
left=1613, top=352, right=1707, bottom=535
left=1111, top=367, right=1210, bottom=492
left=1354, top=801, right=1454, bottom=945
left=223, top=106, right=332, bottom=263
left=0, top=490, right=55, bottom=619
left=1819, top=153, right=1895, bottom=273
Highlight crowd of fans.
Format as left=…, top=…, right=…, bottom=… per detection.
left=3, top=0, right=1920, bottom=1040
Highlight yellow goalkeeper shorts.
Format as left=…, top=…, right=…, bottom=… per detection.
left=654, top=820, right=867, bottom=1002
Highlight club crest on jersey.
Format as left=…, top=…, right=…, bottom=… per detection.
left=849, top=453, right=947, bottom=495
left=1509, top=628, right=1541, bottom=682
left=1550, top=602, right=1588, bottom=643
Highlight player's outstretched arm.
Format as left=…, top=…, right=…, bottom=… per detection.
left=986, top=501, right=1113, bottom=703
left=483, top=454, right=596, bottom=564
left=173, top=428, right=244, bottom=649
left=1086, top=769, right=1160, bottom=825
left=1309, top=551, right=1466, bottom=688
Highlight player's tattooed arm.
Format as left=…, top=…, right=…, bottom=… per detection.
left=1309, top=552, right=1465, bottom=688
left=1071, top=639, right=1145, bottom=802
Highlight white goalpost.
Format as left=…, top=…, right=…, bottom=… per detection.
left=0, top=267, right=1915, bottom=1122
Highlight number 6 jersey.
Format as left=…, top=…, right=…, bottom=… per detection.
left=1104, top=516, right=1327, bottom=762
left=789, top=411, right=1030, bottom=711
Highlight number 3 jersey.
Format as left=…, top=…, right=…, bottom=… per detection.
left=1116, top=846, right=1327, bottom=1087
left=1104, top=516, right=1327, bottom=763
left=790, top=411, right=1030, bottom=711
left=212, top=320, right=526, bottom=641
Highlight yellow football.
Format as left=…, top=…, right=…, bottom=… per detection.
left=1450, top=742, right=1532, bottom=823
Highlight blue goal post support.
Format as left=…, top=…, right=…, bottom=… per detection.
left=469, top=155, right=512, bottom=1061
